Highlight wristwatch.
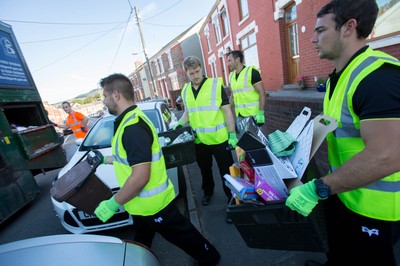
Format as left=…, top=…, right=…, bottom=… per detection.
left=314, top=179, right=331, bottom=199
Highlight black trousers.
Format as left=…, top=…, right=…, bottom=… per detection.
left=195, top=140, right=234, bottom=201
left=324, top=195, right=400, bottom=266
left=133, top=200, right=220, bottom=265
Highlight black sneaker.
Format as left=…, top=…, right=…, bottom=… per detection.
left=202, top=192, right=213, bottom=206
left=197, top=243, right=221, bottom=266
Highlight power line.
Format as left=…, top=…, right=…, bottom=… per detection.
left=20, top=27, right=125, bottom=44
left=32, top=22, right=126, bottom=73
left=141, top=21, right=191, bottom=27
left=142, top=0, right=184, bottom=21
left=107, top=8, right=134, bottom=74
left=0, top=19, right=126, bottom=26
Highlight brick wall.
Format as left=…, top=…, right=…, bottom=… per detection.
left=297, top=0, right=332, bottom=87
left=262, top=94, right=329, bottom=176
left=380, top=44, right=400, bottom=59
left=249, top=0, right=284, bottom=91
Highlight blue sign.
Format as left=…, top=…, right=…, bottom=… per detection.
left=0, top=30, right=31, bottom=87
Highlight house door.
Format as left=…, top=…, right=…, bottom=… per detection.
left=285, top=4, right=300, bottom=83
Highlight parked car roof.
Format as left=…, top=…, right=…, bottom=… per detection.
left=0, top=234, right=161, bottom=266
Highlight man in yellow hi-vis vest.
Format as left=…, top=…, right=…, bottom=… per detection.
left=93, top=73, right=221, bottom=265
left=285, top=1, right=400, bottom=265
left=175, top=56, right=237, bottom=217
left=227, top=50, right=266, bottom=135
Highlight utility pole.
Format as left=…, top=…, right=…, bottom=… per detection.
left=134, top=6, right=157, bottom=96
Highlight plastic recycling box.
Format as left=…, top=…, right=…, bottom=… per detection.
left=158, top=126, right=196, bottom=169
left=50, top=159, right=112, bottom=215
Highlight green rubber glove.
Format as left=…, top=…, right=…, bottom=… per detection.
left=255, top=110, right=265, bottom=126
left=173, top=120, right=184, bottom=130
left=94, top=196, right=121, bottom=223
left=228, top=132, right=238, bottom=148
left=285, top=179, right=321, bottom=217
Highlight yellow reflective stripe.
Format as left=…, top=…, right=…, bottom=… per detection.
left=195, top=121, right=226, bottom=133
left=138, top=180, right=169, bottom=197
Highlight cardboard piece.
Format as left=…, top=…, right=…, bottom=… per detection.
left=236, top=107, right=338, bottom=202
left=224, top=174, right=259, bottom=200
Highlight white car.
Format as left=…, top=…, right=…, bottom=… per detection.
left=0, top=234, right=161, bottom=266
left=51, top=101, right=184, bottom=234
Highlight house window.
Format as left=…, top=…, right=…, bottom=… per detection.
left=169, top=73, right=180, bottom=91
left=240, top=31, right=259, bottom=68
left=204, top=26, right=212, bottom=52
left=167, top=51, right=173, bottom=69
left=239, top=0, right=249, bottom=20
left=285, top=5, right=299, bottom=57
left=155, top=60, right=159, bottom=75
left=158, top=57, right=164, bottom=74
left=220, top=8, right=229, bottom=37
left=213, top=15, right=222, bottom=44
left=210, top=61, right=217, bottom=78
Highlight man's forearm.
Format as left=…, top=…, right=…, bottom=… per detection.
left=221, top=105, right=236, bottom=132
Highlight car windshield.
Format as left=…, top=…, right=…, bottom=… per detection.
left=81, top=109, right=163, bottom=149
left=143, top=109, right=163, bottom=133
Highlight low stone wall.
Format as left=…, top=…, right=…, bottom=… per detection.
left=261, top=89, right=329, bottom=176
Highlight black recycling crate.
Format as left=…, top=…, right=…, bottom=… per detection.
left=158, top=126, right=196, bottom=169
left=227, top=158, right=328, bottom=252
left=227, top=199, right=327, bottom=252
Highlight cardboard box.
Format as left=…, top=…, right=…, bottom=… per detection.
left=224, top=174, right=259, bottom=200
left=255, top=107, right=337, bottom=180
left=237, top=107, right=337, bottom=201
left=227, top=107, right=337, bottom=251
left=238, top=158, right=255, bottom=183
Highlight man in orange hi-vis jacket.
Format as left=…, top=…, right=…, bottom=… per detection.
left=58, top=101, right=89, bottom=139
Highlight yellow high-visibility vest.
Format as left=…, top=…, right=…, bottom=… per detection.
left=112, top=107, right=175, bottom=216
left=181, top=78, right=228, bottom=145
left=229, top=66, right=260, bottom=117
left=324, top=47, right=400, bottom=221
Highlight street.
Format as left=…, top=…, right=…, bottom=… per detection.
left=1, top=115, right=399, bottom=266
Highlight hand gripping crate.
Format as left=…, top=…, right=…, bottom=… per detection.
left=50, top=158, right=112, bottom=215
left=158, top=126, right=196, bottom=169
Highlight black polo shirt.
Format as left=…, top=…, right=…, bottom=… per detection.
left=328, top=46, right=400, bottom=120
left=191, top=76, right=230, bottom=105
left=235, top=65, right=262, bottom=85
left=114, top=105, right=153, bottom=167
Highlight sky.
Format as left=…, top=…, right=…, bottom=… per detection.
left=0, top=0, right=215, bottom=104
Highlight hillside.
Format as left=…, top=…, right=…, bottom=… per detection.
left=54, top=88, right=102, bottom=106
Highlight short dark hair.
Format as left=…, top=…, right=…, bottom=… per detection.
left=182, top=56, right=202, bottom=71
left=227, top=50, right=244, bottom=63
left=62, top=101, right=70, bottom=106
left=99, top=73, right=135, bottom=101
left=317, top=0, right=378, bottom=39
